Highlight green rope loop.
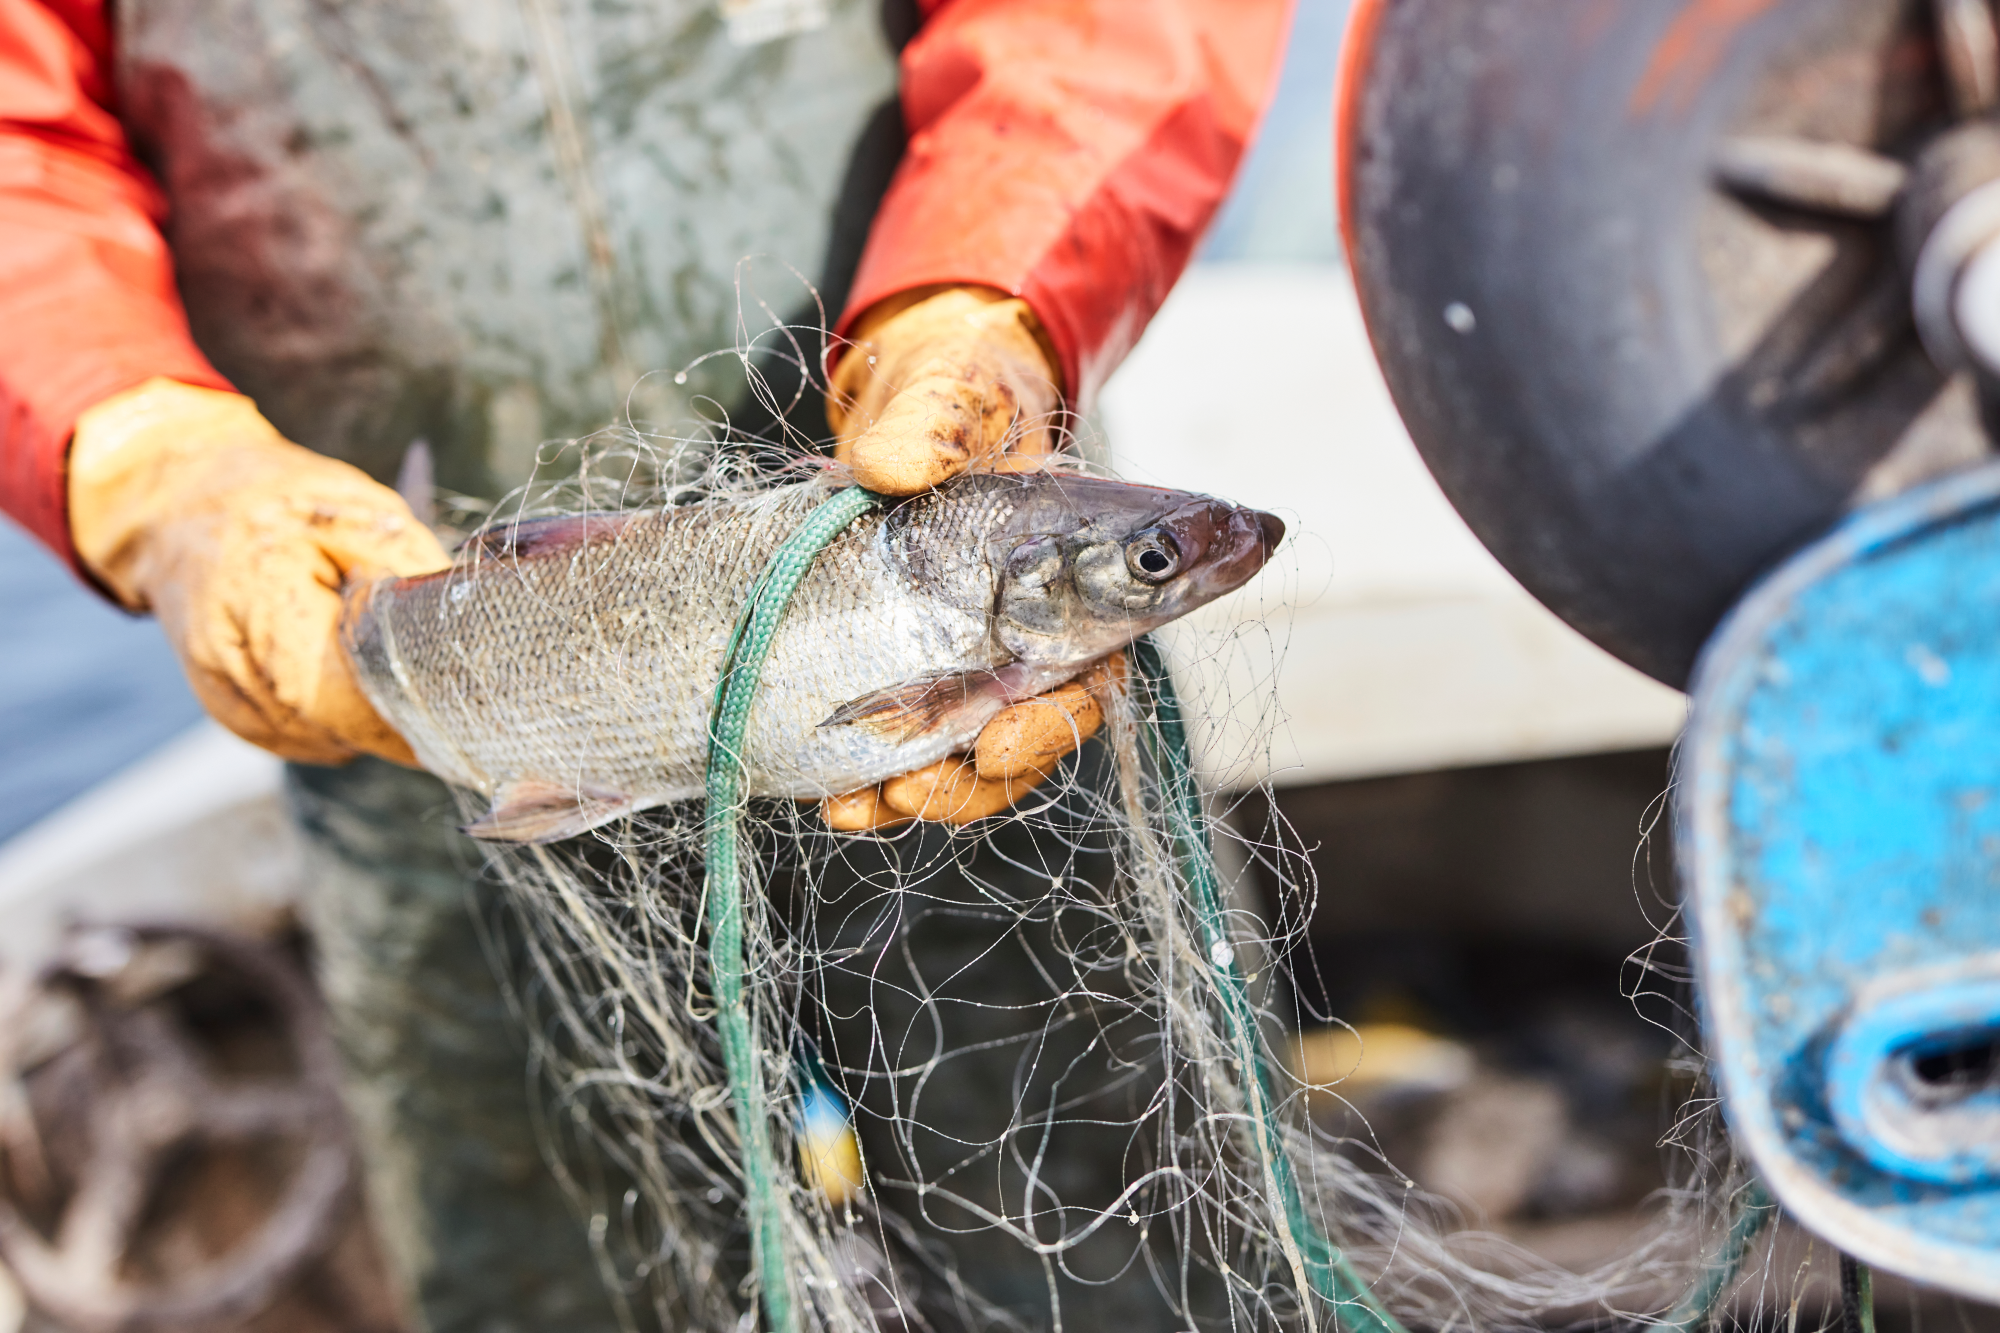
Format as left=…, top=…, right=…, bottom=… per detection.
left=707, top=483, right=883, bottom=1333
left=704, top=487, right=1765, bottom=1333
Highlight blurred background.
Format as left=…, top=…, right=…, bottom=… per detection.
left=2, top=0, right=1987, bottom=1328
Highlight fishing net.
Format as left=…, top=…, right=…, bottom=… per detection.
left=410, top=277, right=1798, bottom=1333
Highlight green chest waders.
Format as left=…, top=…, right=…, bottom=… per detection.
left=117, top=2, right=898, bottom=1326
left=115, top=0, right=906, bottom=495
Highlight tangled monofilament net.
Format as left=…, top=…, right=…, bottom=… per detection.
left=431, top=282, right=1790, bottom=1333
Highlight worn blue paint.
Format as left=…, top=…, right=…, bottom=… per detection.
left=1683, top=461, right=2000, bottom=1300
left=1826, top=966, right=2000, bottom=1186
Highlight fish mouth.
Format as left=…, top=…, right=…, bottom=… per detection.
left=1155, top=501, right=1285, bottom=599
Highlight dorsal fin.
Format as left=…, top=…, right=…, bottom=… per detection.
left=469, top=512, right=636, bottom=561
left=395, top=438, right=437, bottom=528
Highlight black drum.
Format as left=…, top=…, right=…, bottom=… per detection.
left=1340, top=0, right=1986, bottom=685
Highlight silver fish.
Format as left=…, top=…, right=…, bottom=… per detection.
left=342, top=470, right=1282, bottom=843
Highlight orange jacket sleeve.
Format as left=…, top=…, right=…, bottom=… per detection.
left=0, top=0, right=1289, bottom=564
left=840, top=0, right=1292, bottom=408
left=0, top=0, right=229, bottom=567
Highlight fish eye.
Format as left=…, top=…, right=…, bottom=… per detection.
left=1124, top=530, right=1181, bottom=584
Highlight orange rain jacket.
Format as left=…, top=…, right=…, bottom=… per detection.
left=0, top=0, right=1290, bottom=570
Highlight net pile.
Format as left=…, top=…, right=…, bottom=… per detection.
left=423, top=298, right=1797, bottom=1333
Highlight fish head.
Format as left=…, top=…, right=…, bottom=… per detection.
left=982, top=473, right=1285, bottom=668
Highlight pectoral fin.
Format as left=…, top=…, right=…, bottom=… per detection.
left=821, top=671, right=1010, bottom=745
left=462, top=779, right=639, bottom=844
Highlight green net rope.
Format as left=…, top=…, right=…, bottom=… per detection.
left=1662, top=1179, right=1776, bottom=1333
left=707, top=484, right=883, bottom=1333
left=703, top=482, right=1771, bottom=1333
left=1130, top=636, right=1406, bottom=1333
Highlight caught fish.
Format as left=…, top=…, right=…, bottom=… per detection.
left=342, top=469, right=1283, bottom=843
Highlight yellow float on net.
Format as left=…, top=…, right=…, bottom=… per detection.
left=797, top=1083, right=864, bottom=1206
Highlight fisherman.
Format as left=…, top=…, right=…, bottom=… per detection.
left=0, top=1, right=1288, bottom=1326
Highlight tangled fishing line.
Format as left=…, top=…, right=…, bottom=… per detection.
left=425, top=286, right=1794, bottom=1333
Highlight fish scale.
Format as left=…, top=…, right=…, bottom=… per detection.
left=341, top=468, right=1281, bottom=841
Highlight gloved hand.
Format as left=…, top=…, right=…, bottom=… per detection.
left=820, top=643, right=1128, bottom=833
left=828, top=284, right=1062, bottom=493
left=823, top=287, right=1120, bottom=831
left=68, top=378, right=450, bottom=766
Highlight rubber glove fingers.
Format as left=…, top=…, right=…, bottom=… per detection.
left=821, top=760, right=1045, bottom=832
left=68, top=379, right=451, bottom=767
left=974, top=654, right=1127, bottom=782
left=820, top=786, right=912, bottom=833
left=880, top=756, right=1048, bottom=827
left=829, top=286, right=1063, bottom=496
left=820, top=653, right=1126, bottom=833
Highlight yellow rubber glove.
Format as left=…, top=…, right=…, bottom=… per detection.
left=68, top=378, right=450, bottom=766
left=829, top=285, right=1062, bottom=494
left=824, top=288, right=1124, bottom=832
left=853, top=658, right=1125, bottom=829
